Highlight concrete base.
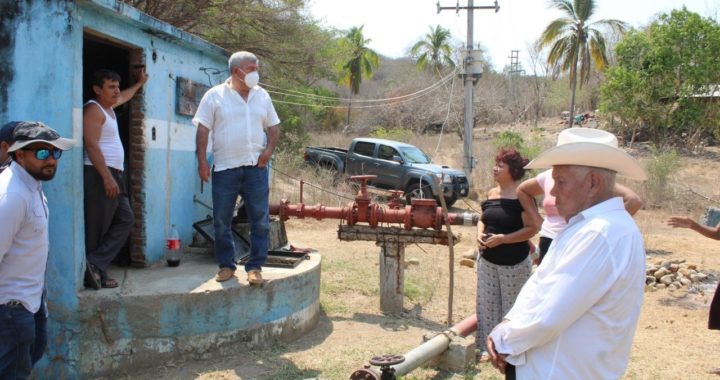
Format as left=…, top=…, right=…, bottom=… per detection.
left=437, top=334, right=475, bottom=372
left=420, top=332, right=475, bottom=373
left=74, top=250, right=321, bottom=378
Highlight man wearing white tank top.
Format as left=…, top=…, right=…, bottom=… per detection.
left=82, top=69, right=148, bottom=289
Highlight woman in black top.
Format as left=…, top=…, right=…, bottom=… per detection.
left=475, top=148, right=541, bottom=366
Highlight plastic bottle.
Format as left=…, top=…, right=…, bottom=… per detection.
left=166, top=224, right=181, bottom=267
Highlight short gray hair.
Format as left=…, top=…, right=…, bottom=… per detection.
left=570, top=165, right=616, bottom=193
left=228, top=51, right=258, bottom=72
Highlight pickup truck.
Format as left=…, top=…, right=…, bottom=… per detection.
left=304, top=137, right=470, bottom=207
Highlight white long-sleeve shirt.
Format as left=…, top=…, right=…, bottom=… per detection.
left=489, top=197, right=645, bottom=379
left=0, top=162, right=49, bottom=313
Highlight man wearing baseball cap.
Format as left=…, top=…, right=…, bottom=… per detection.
left=0, top=121, right=20, bottom=174
left=486, top=130, right=647, bottom=379
left=0, top=121, right=74, bottom=379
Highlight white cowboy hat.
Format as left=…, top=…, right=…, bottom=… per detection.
left=525, top=127, right=647, bottom=180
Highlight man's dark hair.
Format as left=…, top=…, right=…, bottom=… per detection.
left=91, top=69, right=121, bottom=89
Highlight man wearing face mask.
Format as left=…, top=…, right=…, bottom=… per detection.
left=193, top=51, right=280, bottom=284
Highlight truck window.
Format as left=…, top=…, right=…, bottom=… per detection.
left=377, top=145, right=400, bottom=161
left=353, top=141, right=375, bottom=157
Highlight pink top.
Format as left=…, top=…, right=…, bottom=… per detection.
left=536, top=169, right=566, bottom=239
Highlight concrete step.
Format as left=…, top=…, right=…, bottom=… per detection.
left=75, top=251, right=321, bottom=378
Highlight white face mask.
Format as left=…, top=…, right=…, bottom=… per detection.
left=241, top=70, right=259, bottom=88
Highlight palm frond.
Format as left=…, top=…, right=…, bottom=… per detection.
left=538, top=18, right=573, bottom=48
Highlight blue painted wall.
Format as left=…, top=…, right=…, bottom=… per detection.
left=2, top=1, right=228, bottom=377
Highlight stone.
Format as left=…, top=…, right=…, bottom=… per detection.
left=459, top=258, right=475, bottom=268
left=654, top=268, right=670, bottom=279
left=669, top=264, right=679, bottom=273
left=691, top=273, right=708, bottom=282
left=656, top=283, right=667, bottom=289
left=660, top=275, right=674, bottom=285
left=671, top=281, right=682, bottom=288
left=646, top=265, right=659, bottom=275
left=687, top=264, right=698, bottom=270
left=678, top=268, right=690, bottom=277
left=406, top=258, right=420, bottom=266
left=463, top=250, right=478, bottom=260
left=646, top=276, right=657, bottom=285
left=688, top=269, right=698, bottom=275
left=680, top=278, right=692, bottom=286
left=661, top=260, right=672, bottom=269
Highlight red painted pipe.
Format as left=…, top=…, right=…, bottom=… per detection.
left=270, top=176, right=479, bottom=230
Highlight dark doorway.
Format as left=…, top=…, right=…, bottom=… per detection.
left=82, top=33, right=136, bottom=266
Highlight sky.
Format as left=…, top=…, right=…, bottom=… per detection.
left=307, top=0, right=718, bottom=71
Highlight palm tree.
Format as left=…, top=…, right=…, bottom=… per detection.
left=340, top=25, right=379, bottom=126
left=411, top=25, right=456, bottom=75
left=537, top=0, right=627, bottom=123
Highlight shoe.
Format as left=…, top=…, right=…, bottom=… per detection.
left=84, top=263, right=101, bottom=290
left=215, top=268, right=236, bottom=282
left=476, top=350, right=490, bottom=363
left=247, top=270, right=263, bottom=285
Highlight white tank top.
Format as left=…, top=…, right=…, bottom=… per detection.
left=83, top=100, right=124, bottom=171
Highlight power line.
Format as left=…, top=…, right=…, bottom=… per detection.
left=261, top=70, right=457, bottom=104
left=266, top=72, right=457, bottom=110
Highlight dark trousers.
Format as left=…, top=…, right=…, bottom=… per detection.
left=537, top=236, right=553, bottom=264
left=505, top=363, right=516, bottom=380
left=0, top=298, right=47, bottom=380
left=84, top=165, right=134, bottom=272
left=710, top=282, right=720, bottom=330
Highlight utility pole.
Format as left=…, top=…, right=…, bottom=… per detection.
left=437, top=0, right=499, bottom=184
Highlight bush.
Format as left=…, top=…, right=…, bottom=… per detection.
left=368, top=126, right=413, bottom=142
left=644, top=146, right=681, bottom=206
left=491, top=130, right=543, bottom=161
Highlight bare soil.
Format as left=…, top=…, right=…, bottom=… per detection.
left=111, top=123, right=720, bottom=380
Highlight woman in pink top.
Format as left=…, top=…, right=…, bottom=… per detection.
left=517, top=128, right=642, bottom=264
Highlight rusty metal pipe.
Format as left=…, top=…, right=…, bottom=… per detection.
left=270, top=176, right=479, bottom=231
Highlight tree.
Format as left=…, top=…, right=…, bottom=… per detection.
left=537, top=0, right=627, bottom=123
left=410, top=25, right=456, bottom=75
left=339, top=25, right=379, bottom=126
left=601, top=8, right=720, bottom=149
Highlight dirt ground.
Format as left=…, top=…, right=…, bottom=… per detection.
left=112, top=125, right=720, bottom=380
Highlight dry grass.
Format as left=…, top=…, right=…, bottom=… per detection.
left=122, top=121, right=720, bottom=380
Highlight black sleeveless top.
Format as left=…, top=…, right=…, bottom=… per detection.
left=480, top=198, right=530, bottom=266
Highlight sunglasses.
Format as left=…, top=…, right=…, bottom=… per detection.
left=23, top=148, right=63, bottom=161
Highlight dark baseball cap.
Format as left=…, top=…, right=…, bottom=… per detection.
left=8, top=121, right=76, bottom=152
left=0, top=121, right=20, bottom=143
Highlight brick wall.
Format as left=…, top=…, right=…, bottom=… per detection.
left=128, top=50, right=147, bottom=267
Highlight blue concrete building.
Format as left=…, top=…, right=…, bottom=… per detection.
left=1, top=1, right=322, bottom=378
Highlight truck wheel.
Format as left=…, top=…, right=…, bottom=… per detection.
left=405, top=183, right=434, bottom=204
left=444, top=196, right=457, bottom=208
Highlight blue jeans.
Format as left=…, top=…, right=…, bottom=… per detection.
left=0, top=300, right=47, bottom=380
left=212, top=165, right=269, bottom=272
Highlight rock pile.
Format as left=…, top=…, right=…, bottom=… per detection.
left=646, top=259, right=713, bottom=291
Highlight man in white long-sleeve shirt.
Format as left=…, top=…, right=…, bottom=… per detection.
left=0, top=121, right=75, bottom=379
left=486, top=132, right=647, bottom=380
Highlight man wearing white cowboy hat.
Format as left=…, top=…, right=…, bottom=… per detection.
left=516, top=128, right=643, bottom=265
left=0, top=121, right=75, bottom=379
left=486, top=128, right=647, bottom=379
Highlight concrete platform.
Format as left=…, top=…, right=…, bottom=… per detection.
left=74, top=250, right=321, bottom=378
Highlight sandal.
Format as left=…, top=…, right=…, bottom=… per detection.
left=100, top=272, right=119, bottom=288
left=84, top=263, right=101, bottom=290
